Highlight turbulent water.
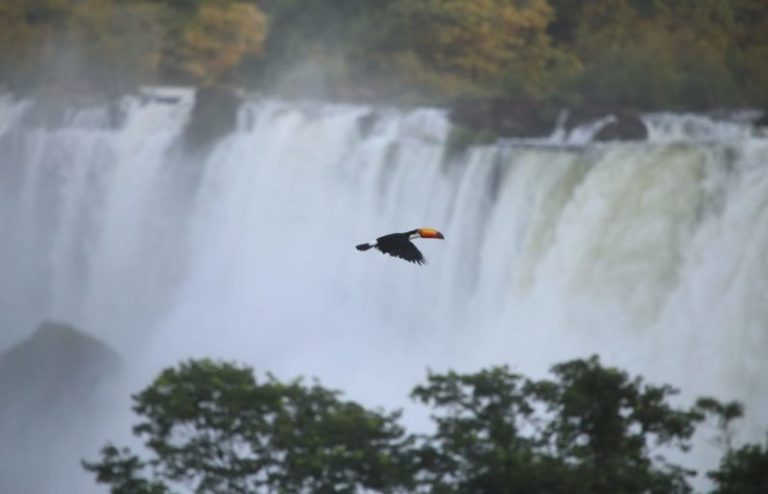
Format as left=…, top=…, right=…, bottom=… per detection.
left=1, top=88, right=767, bottom=491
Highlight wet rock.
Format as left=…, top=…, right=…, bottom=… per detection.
left=0, top=320, right=121, bottom=415
left=593, top=112, right=648, bottom=141
left=0, top=321, right=122, bottom=493
left=357, top=111, right=379, bottom=136
left=754, top=111, right=768, bottom=129
left=565, top=106, right=647, bottom=141
left=183, top=85, right=241, bottom=151
left=449, top=96, right=557, bottom=138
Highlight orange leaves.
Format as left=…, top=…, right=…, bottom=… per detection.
left=0, top=0, right=269, bottom=90
left=180, top=2, right=268, bottom=85
left=387, top=0, right=564, bottom=99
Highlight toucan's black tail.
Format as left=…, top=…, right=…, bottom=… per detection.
left=356, top=243, right=373, bottom=251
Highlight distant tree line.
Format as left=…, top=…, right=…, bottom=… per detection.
left=0, top=0, right=266, bottom=95
left=1, top=0, right=767, bottom=114
left=84, top=356, right=768, bottom=493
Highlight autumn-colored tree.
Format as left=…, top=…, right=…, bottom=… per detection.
left=178, top=1, right=267, bottom=85
left=2, top=0, right=768, bottom=120
left=382, top=0, right=570, bottom=100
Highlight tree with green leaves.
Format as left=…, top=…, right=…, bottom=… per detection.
left=85, top=356, right=763, bottom=494
left=411, top=356, right=715, bottom=493
left=175, top=1, right=267, bottom=86
left=375, top=0, right=571, bottom=101
left=66, top=0, right=165, bottom=94
left=708, top=436, right=768, bottom=494
left=530, top=357, right=702, bottom=493
left=410, top=366, right=564, bottom=493
left=83, top=359, right=412, bottom=493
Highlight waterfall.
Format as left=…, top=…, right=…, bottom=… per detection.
left=1, top=89, right=767, bottom=491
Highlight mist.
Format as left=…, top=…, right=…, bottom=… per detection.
left=1, top=86, right=767, bottom=491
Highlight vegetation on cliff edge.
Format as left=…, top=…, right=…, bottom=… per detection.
left=1, top=0, right=766, bottom=114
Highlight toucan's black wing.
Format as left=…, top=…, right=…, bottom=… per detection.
left=376, top=238, right=426, bottom=265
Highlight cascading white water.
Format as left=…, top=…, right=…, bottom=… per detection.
left=1, top=88, right=767, bottom=491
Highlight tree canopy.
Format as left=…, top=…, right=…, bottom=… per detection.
left=708, top=438, right=768, bottom=494
left=1, top=0, right=767, bottom=113
left=84, top=359, right=412, bottom=493
left=83, top=356, right=765, bottom=493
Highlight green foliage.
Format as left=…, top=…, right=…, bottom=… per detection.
left=0, top=0, right=268, bottom=92
left=0, top=0, right=164, bottom=93
left=175, top=1, right=267, bottom=85
left=67, top=0, right=165, bottom=93
left=411, top=366, right=548, bottom=493
left=708, top=437, right=768, bottom=494
left=696, top=397, right=768, bottom=493
left=248, top=0, right=768, bottom=110
left=694, top=397, right=744, bottom=449
left=82, top=445, right=168, bottom=494
left=84, top=356, right=768, bottom=494
left=375, top=0, right=570, bottom=102
left=1, top=0, right=767, bottom=112
left=726, top=0, right=768, bottom=107
left=563, top=0, right=756, bottom=111
left=412, top=357, right=701, bottom=493
left=85, top=359, right=412, bottom=493
left=531, top=357, right=698, bottom=493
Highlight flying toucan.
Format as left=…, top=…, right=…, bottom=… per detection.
left=356, top=228, right=445, bottom=265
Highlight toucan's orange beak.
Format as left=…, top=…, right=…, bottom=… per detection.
left=419, top=228, right=444, bottom=239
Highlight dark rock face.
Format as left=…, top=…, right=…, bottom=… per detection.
left=182, top=85, right=242, bottom=151
left=449, top=97, right=558, bottom=139
left=564, top=106, right=648, bottom=141
left=0, top=321, right=122, bottom=494
left=0, top=321, right=121, bottom=414
left=448, top=96, right=649, bottom=141
left=357, top=111, right=379, bottom=137
left=592, top=113, right=647, bottom=141
left=754, top=111, right=768, bottom=129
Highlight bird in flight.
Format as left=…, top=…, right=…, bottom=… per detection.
left=356, top=228, right=445, bottom=265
